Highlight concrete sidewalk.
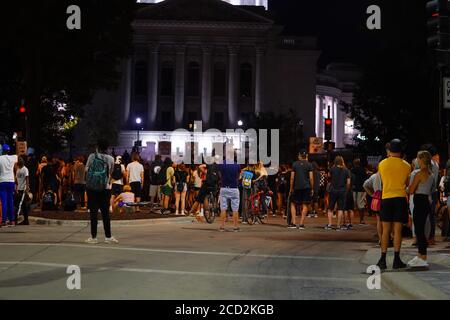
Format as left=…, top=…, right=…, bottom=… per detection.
left=361, top=239, right=450, bottom=300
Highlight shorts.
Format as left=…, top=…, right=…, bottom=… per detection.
left=111, top=184, right=123, bottom=196
left=174, top=183, right=187, bottom=193
left=219, top=188, right=240, bottom=212
left=380, top=197, right=408, bottom=223
left=328, top=190, right=346, bottom=211
left=353, top=192, right=366, bottom=209
left=344, top=191, right=354, bottom=211
left=149, top=185, right=160, bottom=198
left=130, top=182, right=142, bottom=198
left=196, top=184, right=216, bottom=203
left=291, top=189, right=311, bottom=205
left=161, top=184, right=173, bottom=196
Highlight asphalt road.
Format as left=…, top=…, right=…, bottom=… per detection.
left=0, top=216, right=399, bottom=300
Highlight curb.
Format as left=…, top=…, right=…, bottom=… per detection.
left=28, top=216, right=193, bottom=227
left=361, top=248, right=450, bottom=300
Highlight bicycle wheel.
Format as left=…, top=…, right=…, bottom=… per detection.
left=204, top=193, right=216, bottom=224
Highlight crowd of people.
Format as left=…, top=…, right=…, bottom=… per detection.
left=1, top=138, right=450, bottom=270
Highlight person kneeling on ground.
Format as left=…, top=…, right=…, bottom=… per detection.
left=113, top=185, right=135, bottom=214
left=41, top=186, right=58, bottom=211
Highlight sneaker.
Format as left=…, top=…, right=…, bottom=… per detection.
left=233, top=227, right=241, bottom=232
left=105, top=237, right=119, bottom=244
left=377, top=258, right=387, bottom=271
left=242, top=221, right=248, bottom=225
left=313, top=214, right=318, bottom=218
left=359, top=221, right=367, bottom=226
left=85, top=237, right=99, bottom=244
left=287, top=224, right=297, bottom=229
left=272, top=214, right=277, bottom=217
left=175, top=211, right=180, bottom=215
left=346, top=224, right=353, bottom=230
left=7, top=221, right=15, bottom=227
left=407, top=256, right=429, bottom=268
left=393, top=259, right=407, bottom=270
left=298, top=224, right=306, bottom=230
left=283, top=215, right=287, bottom=219
left=218, top=227, right=226, bottom=232
left=324, top=224, right=333, bottom=230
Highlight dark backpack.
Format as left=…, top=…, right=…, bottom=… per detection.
left=150, top=161, right=162, bottom=184
left=42, top=191, right=56, bottom=210
left=86, top=153, right=109, bottom=191
left=205, top=164, right=219, bottom=187
left=64, top=191, right=76, bottom=211
left=112, top=164, right=123, bottom=181
left=156, top=165, right=168, bottom=185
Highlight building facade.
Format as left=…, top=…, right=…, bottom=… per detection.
left=74, top=0, right=320, bottom=161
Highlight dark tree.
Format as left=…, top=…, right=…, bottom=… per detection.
left=0, top=0, right=136, bottom=153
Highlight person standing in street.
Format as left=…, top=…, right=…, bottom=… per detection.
left=218, top=150, right=241, bottom=232
left=407, top=151, right=434, bottom=268
left=149, top=155, right=163, bottom=205
left=173, top=163, right=189, bottom=215
left=72, top=156, right=87, bottom=209
left=376, top=139, right=411, bottom=270
left=0, top=144, right=18, bottom=226
left=126, top=153, right=144, bottom=212
left=288, top=150, right=314, bottom=230
left=85, top=139, right=118, bottom=244
left=352, top=158, right=368, bottom=225
left=15, top=156, right=30, bottom=225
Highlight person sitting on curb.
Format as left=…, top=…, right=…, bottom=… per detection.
left=113, top=185, right=135, bottom=214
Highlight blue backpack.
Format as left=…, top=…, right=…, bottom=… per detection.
left=86, top=153, right=109, bottom=191
left=242, top=171, right=254, bottom=189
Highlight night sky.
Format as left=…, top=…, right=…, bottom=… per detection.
left=268, top=0, right=427, bottom=68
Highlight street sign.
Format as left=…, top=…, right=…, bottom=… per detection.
left=444, top=77, right=450, bottom=109
left=16, top=141, right=27, bottom=156
left=309, top=137, right=324, bottom=154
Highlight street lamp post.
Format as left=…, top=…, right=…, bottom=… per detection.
left=135, top=117, right=142, bottom=152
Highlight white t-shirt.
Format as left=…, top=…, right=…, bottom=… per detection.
left=126, top=161, right=144, bottom=183
left=112, top=164, right=126, bottom=185
left=0, top=155, right=18, bottom=183
left=16, top=166, right=29, bottom=191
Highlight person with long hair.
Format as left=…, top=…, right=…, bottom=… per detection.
left=325, top=156, right=350, bottom=231
left=160, top=157, right=174, bottom=215
left=174, top=163, right=189, bottom=215
left=407, top=151, right=435, bottom=268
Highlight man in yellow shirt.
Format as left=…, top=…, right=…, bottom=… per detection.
left=377, top=139, right=411, bottom=270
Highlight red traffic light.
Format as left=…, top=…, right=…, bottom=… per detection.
left=325, top=119, right=332, bottom=126
left=19, top=105, right=26, bottom=113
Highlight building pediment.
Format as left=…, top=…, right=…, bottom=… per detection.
left=136, top=0, right=273, bottom=24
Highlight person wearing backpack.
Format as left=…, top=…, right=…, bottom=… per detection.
left=85, top=139, right=118, bottom=245
left=126, top=152, right=144, bottom=212
left=160, top=157, right=175, bottom=215
left=41, top=186, right=58, bottom=211
left=149, top=155, right=163, bottom=205
left=110, top=155, right=125, bottom=212
left=240, top=164, right=255, bottom=224
left=174, top=163, right=189, bottom=215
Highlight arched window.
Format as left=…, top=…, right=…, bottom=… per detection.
left=213, top=62, right=226, bottom=97
left=239, top=63, right=252, bottom=98
left=134, top=61, right=148, bottom=96
left=186, top=62, right=200, bottom=97
left=160, top=61, right=174, bottom=97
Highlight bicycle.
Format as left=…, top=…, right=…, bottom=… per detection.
left=246, top=190, right=273, bottom=225
left=203, top=189, right=220, bottom=224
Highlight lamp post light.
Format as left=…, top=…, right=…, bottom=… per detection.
left=135, top=117, right=142, bottom=151
left=237, top=120, right=243, bottom=127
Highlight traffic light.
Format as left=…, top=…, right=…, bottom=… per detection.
left=427, top=0, right=449, bottom=50
left=19, top=105, right=26, bottom=113
left=324, top=118, right=332, bottom=141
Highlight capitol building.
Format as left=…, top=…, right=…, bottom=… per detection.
left=74, top=0, right=356, bottom=161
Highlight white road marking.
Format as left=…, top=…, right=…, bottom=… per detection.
left=0, top=242, right=356, bottom=262
left=0, top=261, right=362, bottom=283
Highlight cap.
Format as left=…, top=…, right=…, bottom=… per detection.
left=388, top=139, right=403, bottom=153
left=2, top=144, right=10, bottom=152
left=299, top=149, right=308, bottom=156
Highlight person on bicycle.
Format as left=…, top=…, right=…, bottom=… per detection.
left=189, top=160, right=219, bottom=222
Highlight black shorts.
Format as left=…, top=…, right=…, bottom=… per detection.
left=380, top=197, right=408, bottom=223
left=111, top=184, right=123, bottom=196
left=196, top=184, right=216, bottom=203
left=344, top=191, right=354, bottom=211
left=328, top=190, right=346, bottom=211
left=291, top=189, right=311, bottom=205
left=130, top=182, right=142, bottom=198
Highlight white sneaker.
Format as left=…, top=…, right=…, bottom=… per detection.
left=407, top=256, right=429, bottom=268
left=105, top=236, right=119, bottom=244
left=85, top=237, right=98, bottom=244
left=175, top=211, right=180, bottom=215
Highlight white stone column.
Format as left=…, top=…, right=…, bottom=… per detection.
left=318, top=96, right=324, bottom=138
left=147, top=43, right=159, bottom=130
left=201, top=45, right=212, bottom=127
left=333, top=98, right=338, bottom=143
left=255, top=45, right=265, bottom=115
left=122, top=58, right=132, bottom=125
left=228, top=44, right=239, bottom=128
left=175, top=44, right=186, bottom=127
